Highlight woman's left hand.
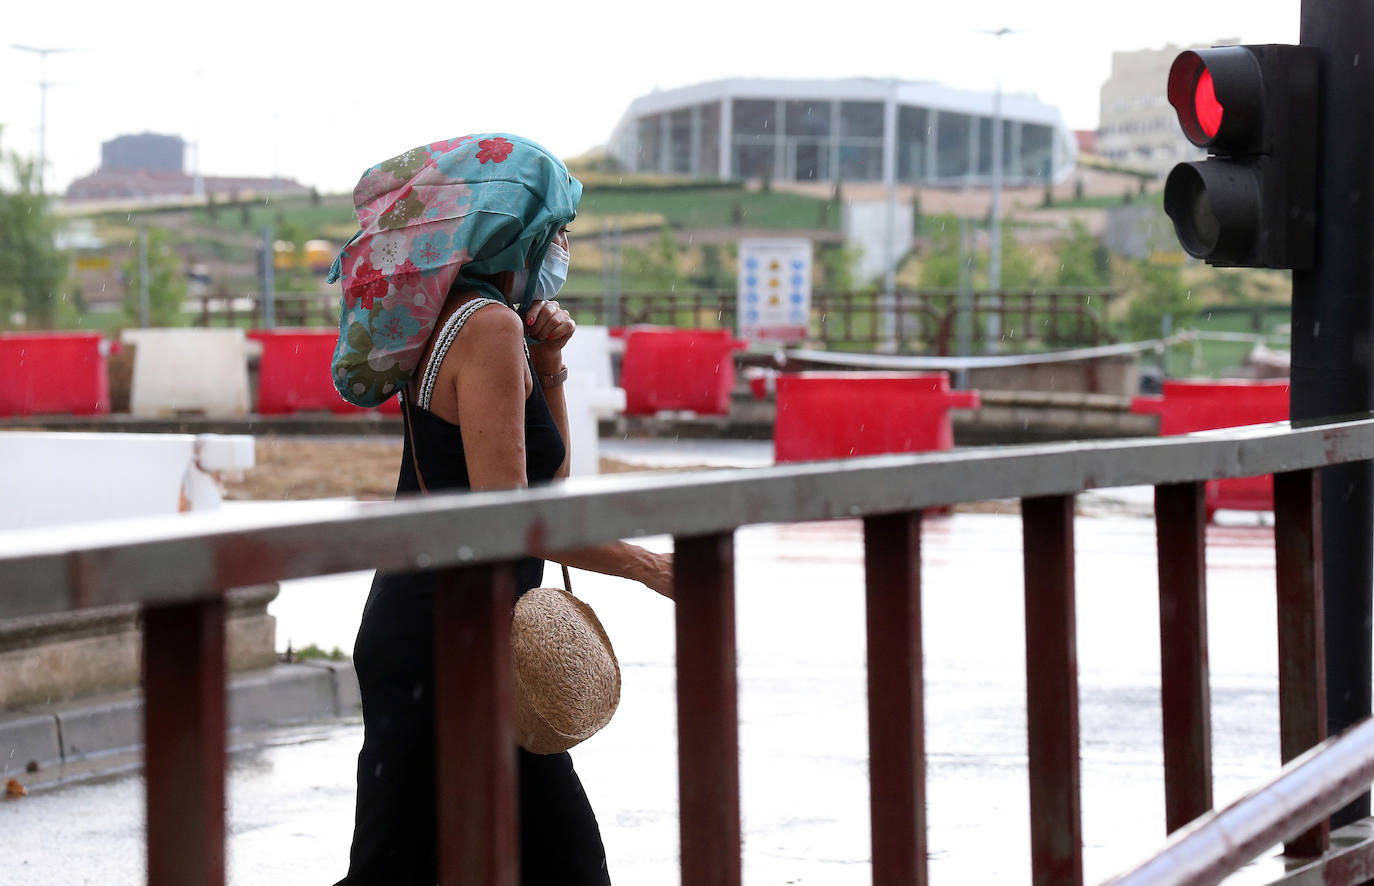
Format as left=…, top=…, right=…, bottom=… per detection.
left=525, top=300, right=575, bottom=373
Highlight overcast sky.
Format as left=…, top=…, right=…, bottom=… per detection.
left=5, top=0, right=1299, bottom=197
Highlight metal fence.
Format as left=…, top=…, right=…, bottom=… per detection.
left=192, top=289, right=1118, bottom=354
left=4, top=419, right=1374, bottom=885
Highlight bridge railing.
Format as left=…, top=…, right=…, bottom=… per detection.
left=4, top=418, right=1374, bottom=885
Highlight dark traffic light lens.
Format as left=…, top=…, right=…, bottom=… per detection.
left=1165, top=164, right=1220, bottom=254
left=1165, top=161, right=1260, bottom=263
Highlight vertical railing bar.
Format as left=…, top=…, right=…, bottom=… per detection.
left=1022, top=494, right=1085, bottom=886
left=435, top=562, right=519, bottom=886
left=675, top=531, right=742, bottom=886
left=1274, top=469, right=1330, bottom=857
left=143, top=598, right=227, bottom=886
left=1154, top=481, right=1214, bottom=833
left=863, top=510, right=928, bottom=886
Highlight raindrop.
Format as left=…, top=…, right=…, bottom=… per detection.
left=458, top=545, right=474, bottom=560
left=1356, top=54, right=1361, bottom=66
left=1314, top=321, right=1322, bottom=337
left=415, top=552, right=432, bottom=568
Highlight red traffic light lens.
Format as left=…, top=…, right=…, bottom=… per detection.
left=1195, top=69, right=1223, bottom=138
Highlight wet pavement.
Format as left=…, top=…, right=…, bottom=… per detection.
left=1, top=443, right=1303, bottom=884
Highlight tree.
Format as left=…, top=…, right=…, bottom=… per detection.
left=122, top=227, right=188, bottom=327
left=1055, top=220, right=1111, bottom=288
left=1119, top=258, right=1195, bottom=341
left=0, top=147, right=68, bottom=328
left=917, top=214, right=966, bottom=288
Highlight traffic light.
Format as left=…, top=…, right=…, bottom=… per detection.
left=1163, top=44, right=1319, bottom=269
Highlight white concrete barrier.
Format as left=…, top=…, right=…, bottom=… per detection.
left=559, top=326, right=625, bottom=476
left=122, top=328, right=252, bottom=417
left=0, top=432, right=255, bottom=530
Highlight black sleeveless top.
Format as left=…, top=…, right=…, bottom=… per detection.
left=397, top=376, right=567, bottom=594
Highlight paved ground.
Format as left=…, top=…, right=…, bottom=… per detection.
left=1, top=488, right=1299, bottom=884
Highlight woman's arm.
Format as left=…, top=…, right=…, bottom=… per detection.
left=454, top=306, right=531, bottom=491
left=525, top=300, right=674, bottom=599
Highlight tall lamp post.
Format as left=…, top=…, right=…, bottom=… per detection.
left=979, top=27, right=1016, bottom=350
left=11, top=44, right=74, bottom=194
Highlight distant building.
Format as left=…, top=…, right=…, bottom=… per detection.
left=101, top=133, right=185, bottom=174
left=1097, top=40, right=1236, bottom=177
left=609, top=77, right=1078, bottom=186
left=66, top=131, right=308, bottom=202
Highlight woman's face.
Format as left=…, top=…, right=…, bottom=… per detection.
left=553, top=226, right=569, bottom=257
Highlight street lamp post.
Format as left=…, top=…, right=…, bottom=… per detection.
left=11, top=44, right=74, bottom=194
left=980, top=27, right=1015, bottom=351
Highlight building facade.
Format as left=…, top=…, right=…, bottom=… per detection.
left=1096, top=40, right=1235, bottom=177
left=609, top=78, right=1078, bottom=186
left=100, top=133, right=185, bottom=174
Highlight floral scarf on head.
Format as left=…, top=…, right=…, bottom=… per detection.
left=327, top=133, right=582, bottom=407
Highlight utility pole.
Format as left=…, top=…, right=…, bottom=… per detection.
left=138, top=228, right=150, bottom=328
left=1295, top=0, right=1374, bottom=828
left=980, top=27, right=1016, bottom=352
left=11, top=45, right=74, bottom=194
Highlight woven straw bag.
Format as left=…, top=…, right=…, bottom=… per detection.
left=400, top=392, right=620, bottom=755
left=512, top=580, right=621, bottom=754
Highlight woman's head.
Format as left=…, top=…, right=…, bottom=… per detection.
left=328, top=135, right=581, bottom=406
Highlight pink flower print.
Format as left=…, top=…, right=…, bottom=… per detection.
left=476, top=137, right=514, bottom=164
left=346, top=258, right=389, bottom=310
left=390, top=259, right=423, bottom=293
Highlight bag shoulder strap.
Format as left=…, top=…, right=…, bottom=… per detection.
left=416, top=297, right=509, bottom=411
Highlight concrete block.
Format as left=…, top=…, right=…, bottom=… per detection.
left=195, top=434, right=255, bottom=471
left=0, top=712, right=61, bottom=770
left=123, top=328, right=251, bottom=418
left=228, top=665, right=335, bottom=730
left=58, top=697, right=143, bottom=759
left=299, top=661, right=361, bottom=717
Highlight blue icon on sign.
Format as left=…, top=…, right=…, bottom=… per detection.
left=746, top=276, right=757, bottom=287
left=746, top=310, right=759, bottom=323
left=747, top=293, right=759, bottom=304
left=791, top=259, right=804, bottom=270
left=791, top=274, right=803, bottom=287
left=790, top=293, right=803, bottom=304
left=745, top=257, right=759, bottom=270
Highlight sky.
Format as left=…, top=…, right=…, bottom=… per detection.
left=3, top=0, right=1301, bottom=197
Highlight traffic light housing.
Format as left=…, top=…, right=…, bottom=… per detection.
left=1163, top=44, right=1319, bottom=269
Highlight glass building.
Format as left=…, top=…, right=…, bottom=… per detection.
left=609, top=78, right=1078, bottom=186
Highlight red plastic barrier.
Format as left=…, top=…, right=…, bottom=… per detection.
left=620, top=328, right=742, bottom=416
left=773, top=372, right=980, bottom=464
left=0, top=332, right=109, bottom=416
left=1132, top=378, right=1290, bottom=514
left=249, top=329, right=400, bottom=415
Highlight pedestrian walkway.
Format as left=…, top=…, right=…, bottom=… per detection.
left=1, top=509, right=1298, bottom=884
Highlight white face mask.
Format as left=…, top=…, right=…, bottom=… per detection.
left=535, top=242, right=569, bottom=302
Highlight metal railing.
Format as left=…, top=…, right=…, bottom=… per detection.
left=4, top=418, right=1374, bottom=885
left=191, top=288, right=1118, bottom=354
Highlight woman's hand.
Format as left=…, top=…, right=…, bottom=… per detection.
left=525, top=299, right=575, bottom=375
left=640, top=551, right=674, bottom=600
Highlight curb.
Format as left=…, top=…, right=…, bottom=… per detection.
left=0, top=661, right=360, bottom=775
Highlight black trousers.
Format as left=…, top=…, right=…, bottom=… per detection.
left=335, top=570, right=610, bottom=885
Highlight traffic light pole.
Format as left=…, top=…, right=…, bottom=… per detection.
left=1297, top=0, right=1374, bottom=828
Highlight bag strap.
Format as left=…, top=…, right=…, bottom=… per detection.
left=416, top=297, right=509, bottom=411
left=401, top=372, right=571, bottom=596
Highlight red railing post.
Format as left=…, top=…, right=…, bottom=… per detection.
left=434, top=563, right=519, bottom=886
left=675, top=532, right=742, bottom=886
left=1274, top=469, right=1329, bottom=857
left=863, top=511, right=928, bottom=886
left=143, top=598, right=227, bottom=886
left=1022, top=494, right=1084, bottom=886
left=1154, top=481, right=1214, bottom=833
